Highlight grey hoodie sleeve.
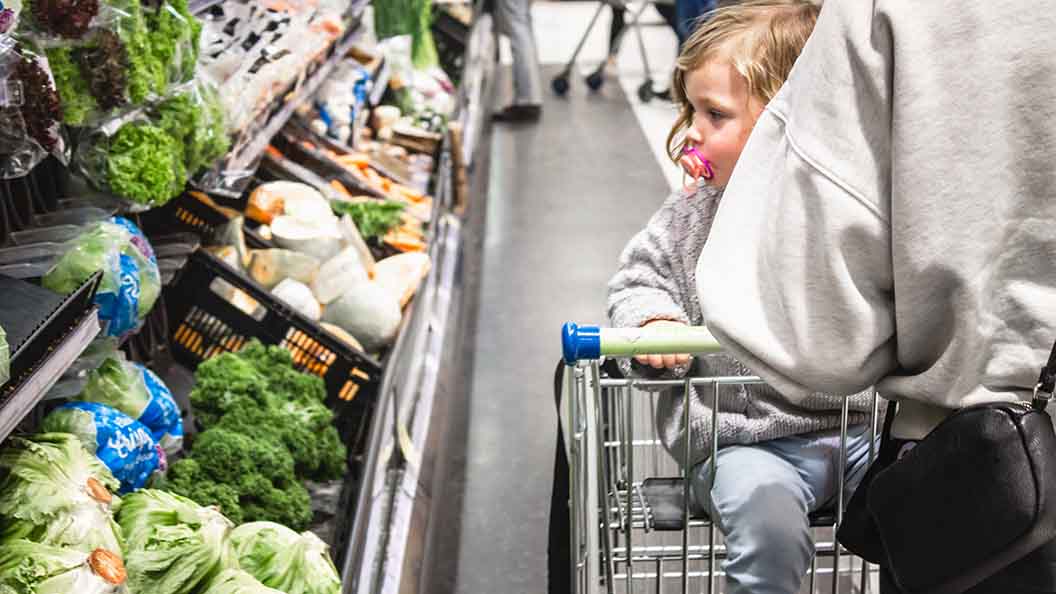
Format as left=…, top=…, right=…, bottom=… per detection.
left=608, top=193, right=692, bottom=330
left=695, top=1, right=897, bottom=402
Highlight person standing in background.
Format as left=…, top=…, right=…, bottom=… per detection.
left=492, top=0, right=544, bottom=122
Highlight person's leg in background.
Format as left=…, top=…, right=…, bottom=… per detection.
left=493, top=0, right=544, bottom=122
left=676, top=0, right=717, bottom=42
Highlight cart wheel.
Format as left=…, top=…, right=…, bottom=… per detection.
left=637, top=81, right=654, bottom=103
left=552, top=74, right=571, bottom=96
left=586, top=70, right=604, bottom=92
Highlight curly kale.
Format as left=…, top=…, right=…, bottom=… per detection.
left=238, top=342, right=328, bottom=404
left=173, top=341, right=350, bottom=529
left=164, top=435, right=313, bottom=531
left=73, top=30, right=130, bottom=111
left=189, top=352, right=271, bottom=428
left=216, top=396, right=346, bottom=482
left=44, top=46, right=95, bottom=125
left=105, top=122, right=186, bottom=206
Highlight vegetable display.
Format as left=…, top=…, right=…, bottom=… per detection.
left=105, top=122, right=187, bottom=206
left=0, top=541, right=128, bottom=594
left=230, top=522, right=341, bottom=594
left=164, top=342, right=345, bottom=530
left=42, top=403, right=163, bottom=493
left=154, top=81, right=229, bottom=174
left=0, top=434, right=123, bottom=555
left=330, top=200, right=405, bottom=241
left=117, top=489, right=236, bottom=594
left=42, top=217, right=160, bottom=337
left=200, top=569, right=285, bottom=594
left=76, top=351, right=184, bottom=454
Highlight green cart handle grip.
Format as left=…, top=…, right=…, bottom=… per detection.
left=562, top=323, right=722, bottom=364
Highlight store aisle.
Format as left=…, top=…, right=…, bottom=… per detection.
left=449, top=65, right=671, bottom=593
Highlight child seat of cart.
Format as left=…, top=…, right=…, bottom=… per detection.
left=554, top=358, right=848, bottom=532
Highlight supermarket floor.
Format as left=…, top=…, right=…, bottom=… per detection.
left=426, top=3, right=680, bottom=593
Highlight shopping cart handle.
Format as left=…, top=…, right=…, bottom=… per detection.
left=562, top=322, right=723, bottom=364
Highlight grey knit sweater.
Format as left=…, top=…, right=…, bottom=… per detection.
left=607, top=183, right=877, bottom=468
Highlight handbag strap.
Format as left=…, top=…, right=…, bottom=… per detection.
left=1032, top=339, right=1056, bottom=410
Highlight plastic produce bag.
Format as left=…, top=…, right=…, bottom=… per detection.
left=152, top=78, right=229, bottom=175
left=0, top=541, right=129, bottom=594
left=77, top=350, right=183, bottom=454
left=229, top=522, right=340, bottom=594
left=42, top=402, right=165, bottom=493
left=42, top=217, right=160, bottom=337
left=73, top=115, right=187, bottom=209
left=117, top=489, right=237, bottom=594
left=0, top=433, right=123, bottom=554
left=15, top=0, right=111, bottom=40
left=144, top=0, right=202, bottom=88
left=0, top=38, right=65, bottom=178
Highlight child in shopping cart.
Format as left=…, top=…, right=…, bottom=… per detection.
left=608, top=2, right=879, bottom=593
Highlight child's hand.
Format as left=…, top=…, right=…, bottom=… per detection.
left=635, top=320, right=692, bottom=369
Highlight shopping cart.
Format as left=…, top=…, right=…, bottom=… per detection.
left=551, top=1, right=674, bottom=102
left=559, top=322, right=883, bottom=594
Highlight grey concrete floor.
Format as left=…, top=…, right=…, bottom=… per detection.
left=449, top=64, right=670, bottom=594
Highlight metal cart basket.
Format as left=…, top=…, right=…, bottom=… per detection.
left=560, top=323, right=884, bottom=594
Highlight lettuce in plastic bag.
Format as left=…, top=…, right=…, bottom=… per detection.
left=0, top=434, right=123, bottom=555
left=117, top=489, right=236, bottom=594
left=0, top=540, right=129, bottom=594
left=200, top=569, right=285, bottom=594
left=230, top=522, right=340, bottom=594
left=41, top=217, right=160, bottom=337
left=78, top=352, right=183, bottom=454
left=42, top=402, right=164, bottom=493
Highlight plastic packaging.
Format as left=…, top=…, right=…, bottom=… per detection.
left=152, top=78, right=230, bottom=176
left=0, top=38, right=66, bottom=178
left=42, top=401, right=165, bottom=493
left=77, top=350, right=183, bottom=454
left=73, top=114, right=187, bottom=209
left=41, top=217, right=161, bottom=337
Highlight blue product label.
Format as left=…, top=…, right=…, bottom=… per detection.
left=109, top=254, right=141, bottom=337
left=110, top=217, right=157, bottom=264
left=59, top=402, right=160, bottom=493
left=136, top=363, right=184, bottom=450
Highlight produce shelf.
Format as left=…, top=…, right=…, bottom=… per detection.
left=197, top=18, right=367, bottom=198
left=0, top=273, right=102, bottom=442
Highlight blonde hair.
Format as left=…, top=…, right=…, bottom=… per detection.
left=666, top=0, right=819, bottom=163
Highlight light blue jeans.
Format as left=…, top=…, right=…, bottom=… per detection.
left=689, top=425, right=875, bottom=594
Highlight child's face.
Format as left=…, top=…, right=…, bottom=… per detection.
left=682, top=59, right=766, bottom=188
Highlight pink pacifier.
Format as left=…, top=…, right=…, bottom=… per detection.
left=682, top=145, right=714, bottom=180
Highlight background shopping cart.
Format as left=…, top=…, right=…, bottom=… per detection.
left=551, top=1, right=676, bottom=102
left=559, top=323, right=884, bottom=594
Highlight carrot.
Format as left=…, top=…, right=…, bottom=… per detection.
left=330, top=180, right=352, bottom=198
left=265, top=145, right=286, bottom=160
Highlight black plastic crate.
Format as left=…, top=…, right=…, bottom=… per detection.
left=138, top=191, right=271, bottom=249
left=164, top=249, right=382, bottom=445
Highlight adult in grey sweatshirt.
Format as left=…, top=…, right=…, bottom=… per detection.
left=695, top=1, right=1056, bottom=591
left=607, top=182, right=876, bottom=469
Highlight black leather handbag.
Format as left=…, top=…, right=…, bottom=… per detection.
left=837, top=341, right=1056, bottom=594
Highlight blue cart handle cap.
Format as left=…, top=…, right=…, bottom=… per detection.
left=562, top=322, right=601, bottom=364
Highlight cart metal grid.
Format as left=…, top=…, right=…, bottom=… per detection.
left=561, top=323, right=883, bottom=594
